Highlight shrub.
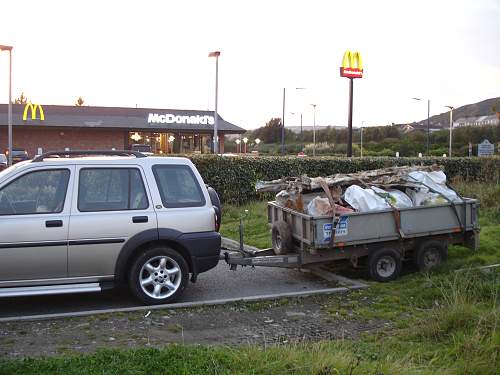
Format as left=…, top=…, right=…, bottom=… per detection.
left=184, top=155, right=500, bottom=204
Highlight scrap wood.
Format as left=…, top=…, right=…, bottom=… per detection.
left=256, top=165, right=440, bottom=193
left=317, top=178, right=337, bottom=217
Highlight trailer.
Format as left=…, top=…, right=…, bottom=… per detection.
left=223, top=197, right=480, bottom=281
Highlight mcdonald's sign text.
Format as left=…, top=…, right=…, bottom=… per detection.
left=22, top=103, right=45, bottom=121
left=340, top=50, right=363, bottom=79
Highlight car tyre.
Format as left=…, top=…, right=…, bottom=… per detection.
left=368, top=248, right=402, bottom=282
left=414, top=240, right=447, bottom=271
left=272, top=221, right=292, bottom=255
left=129, top=246, right=189, bottom=305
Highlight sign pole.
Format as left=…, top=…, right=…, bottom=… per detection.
left=347, top=78, right=354, bottom=157
left=339, top=50, right=363, bottom=158
left=281, top=88, right=285, bottom=155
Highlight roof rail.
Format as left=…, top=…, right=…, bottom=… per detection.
left=32, top=150, right=147, bottom=162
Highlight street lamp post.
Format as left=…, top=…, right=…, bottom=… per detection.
left=360, top=121, right=365, bottom=158
left=235, top=138, right=241, bottom=154
left=281, top=88, right=285, bottom=155
left=290, top=111, right=303, bottom=151
left=0, top=45, right=13, bottom=166
left=310, top=104, right=316, bottom=157
left=445, top=106, right=454, bottom=157
left=208, top=51, right=220, bottom=154
left=412, top=97, right=431, bottom=156
left=281, top=87, right=306, bottom=155
left=300, top=113, right=303, bottom=151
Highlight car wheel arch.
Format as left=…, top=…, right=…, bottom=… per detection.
left=114, top=229, right=195, bottom=283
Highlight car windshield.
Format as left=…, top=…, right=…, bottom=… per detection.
left=132, top=145, right=151, bottom=153
left=0, top=160, right=31, bottom=180
left=0, top=166, right=14, bottom=179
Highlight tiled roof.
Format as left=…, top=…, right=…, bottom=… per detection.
left=0, top=104, right=245, bottom=134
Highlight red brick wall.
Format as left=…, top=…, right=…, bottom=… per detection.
left=0, top=127, right=126, bottom=157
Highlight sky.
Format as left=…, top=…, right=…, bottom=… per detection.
left=0, top=0, right=499, bottom=130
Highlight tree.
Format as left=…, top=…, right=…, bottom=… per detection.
left=14, top=92, right=28, bottom=104
left=75, top=96, right=85, bottom=106
left=251, top=118, right=290, bottom=144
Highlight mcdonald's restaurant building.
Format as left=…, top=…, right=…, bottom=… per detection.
left=0, top=104, right=245, bottom=157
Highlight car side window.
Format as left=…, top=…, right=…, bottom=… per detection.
left=153, top=165, right=205, bottom=208
left=78, top=168, right=148, bottom=212
left=0, top=169, right=70, bottom=215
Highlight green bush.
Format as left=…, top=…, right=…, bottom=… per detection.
left=186, top=155, right=500, bottom=204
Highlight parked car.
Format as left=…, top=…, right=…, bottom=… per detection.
left=0, top=150, right=222, bottom=304
left=6, top=148, right=29, bottom=164
left=0, top=154, right=6, bottom=171
left=130, top=144, right=154, bottom=156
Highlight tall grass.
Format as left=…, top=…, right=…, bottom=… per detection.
left=412, top=270, right=499, bottom=374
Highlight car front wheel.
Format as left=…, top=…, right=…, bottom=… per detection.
left=129, top=247, right=189, bottom=305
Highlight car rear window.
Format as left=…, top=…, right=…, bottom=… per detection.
left=153, top=165, right=205, bottom=208
left=78, top=168, right=148, bottom=212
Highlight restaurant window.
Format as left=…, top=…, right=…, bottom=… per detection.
left=128, top=131, right=214, bottom=154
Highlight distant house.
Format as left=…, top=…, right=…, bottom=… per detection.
left=454, top=115, right=499, bottom=127
left=401, top=124, right=415, bottom=133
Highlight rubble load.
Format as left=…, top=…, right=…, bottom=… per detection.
left=256, top=165, right=462, bottom=217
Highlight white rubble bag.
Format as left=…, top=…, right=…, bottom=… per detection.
left=405, top=171, right=461, bottom=204
left=406, top=187, right=448, bottom=206
left=344, top=185, right=391, bottom=212
left=306, top=196, right=332, bottom=216
left=371, top=186, right=413, bottom=208
left=306, top=196, right=354, bottom=216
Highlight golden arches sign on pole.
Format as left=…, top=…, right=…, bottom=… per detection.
left=22, top=102, right=45, bottom=121
left=339, top=50, right=364, bottom=157
left=340, top=50, right=363, bottom=79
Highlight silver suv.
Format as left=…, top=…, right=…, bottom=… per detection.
left=0, top=150, right=221, bottom=305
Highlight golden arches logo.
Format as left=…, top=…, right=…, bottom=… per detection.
left=22, top=103, right=45, bottom=121
left=340, top=50, right=363, bottom=79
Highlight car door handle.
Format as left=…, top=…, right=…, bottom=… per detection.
left=132, top=216, right=148, bottom=223
left=46, top=220, right=63, bottom=228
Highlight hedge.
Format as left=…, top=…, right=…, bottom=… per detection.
left=185, top=156, right=500, bottom=204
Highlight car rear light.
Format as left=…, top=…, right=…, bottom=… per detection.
left=214, top=207, right=221, bottom=232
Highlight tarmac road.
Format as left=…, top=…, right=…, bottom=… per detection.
left=0, top=262, right=338, bottom=320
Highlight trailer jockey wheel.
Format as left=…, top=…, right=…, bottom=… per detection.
left=414, top=240, right=447, bottom=271
left=368, top=248, right=402, bottom=282
left=272, top=221, right=292, bottom=255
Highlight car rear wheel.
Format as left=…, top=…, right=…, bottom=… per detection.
left=129, top=247, right=189, bottom=305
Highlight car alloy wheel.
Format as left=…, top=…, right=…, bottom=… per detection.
left=139, top=255, right=182, bottom=299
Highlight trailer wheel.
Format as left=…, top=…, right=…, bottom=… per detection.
left=272, top=221, right=292, bottom=255
left=368, top=248, right=402, bottom=282
left=414, top=240, right=447, bottom=271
